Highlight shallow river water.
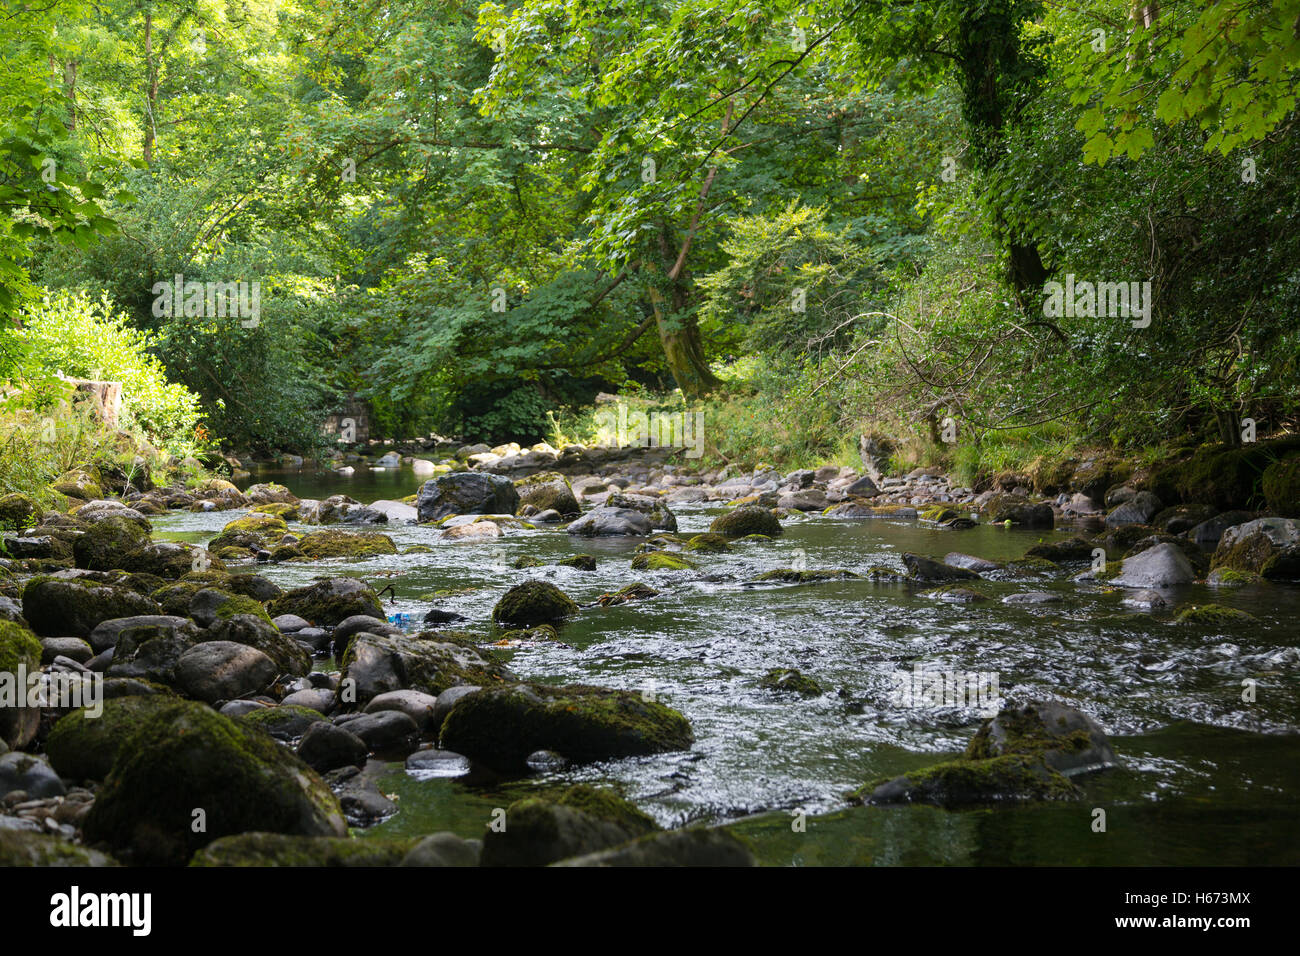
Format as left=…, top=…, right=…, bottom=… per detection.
left=153, top=466, right=1300, bottom=866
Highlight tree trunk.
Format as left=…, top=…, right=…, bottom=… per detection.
left=63, top=60, right=77, bottom=131
left=647, top=283, right=721, bottom=399
left=143, top=12, right=156, bottom=165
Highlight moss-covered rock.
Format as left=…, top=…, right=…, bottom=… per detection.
left=0, top=493, right=38, bottom=531
left=0, top=831, right=118, bottom=866
left=292, top=529, right=397, bottom=560
left=595, top=582, right=659, bottom=606
left=1262, top=455, right=1300, bottom=517
left=267, top=577, right=384, bottom=626
left=629, top=551, right=696, bottom=571
left=1173, top=603, right=1259, bottom=626
left=252, top=501, right=299, bottom=519
left=919, top=505, right=960, bottom=522
left=481, top=784, right=659, bottom=867
left=1205, top=567, right=1261, bottom=588
left=206, top=512, right=288, bottom=554
left=71, top=514, right=151, bottom=571
left=983, top=494, right=1055, bottom=528
left=204, top=613, right=312, bottom=676
left=0, top=620, right=42, bottom=749
left=491, top=580, right=578, bottom=626
left=1211, top=517, right=1300, bottom=576
left=514, top=472, right=580, bottom=516
left=82, top=699, right=347, bottom=865
left=901, top=552, right=980, bottom=583
left=237, top=704, right=328, bottom=740
left=757, top=668, right=822, bottom=696
left=120, top=541, right=225, bottom=579
left=556, top=554, right=597, bottom=571
left=189, top=832, right=413, bottom=866
left=51, top=469, right=102, bottom=501
left=685, top=533, right=731, bottom=553
left=340, top=630, right=516, bottom=705
left=440, top=683, right=694, bottom=769
left=46, top=696, right=178, bottom=782
left=190, top=588, right=273, bottom=627
left=709, top=505, right=783, bottom=538
left=966, top=700, right=1117, bottom=774
left=1023, top=537, right=1096, bottom=564
left=1148, top=437, right=1300, bottom=509
left=852, top=753, right=1080, bottom=807
left=21, top=576, right=161, bottom=637
left=753, top=568, right=860, bottom=584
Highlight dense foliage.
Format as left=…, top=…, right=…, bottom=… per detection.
left=0, top=0, right=1296, bottom=470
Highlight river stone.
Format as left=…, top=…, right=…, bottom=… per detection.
left=1121, top=589, right=1168, bottom=609
left=845, top=476, right=881, bottom=498
left=492, top=580, right=578, bottom=626
left=1110, top=542, right=1195, bottom=588
left=405, top=748, right=471, bottom=776
left=967, top=700, right=1118, bottom=775
left=0, top=830, right=118, bottom=866
left=273, top=614, right=311, bottom=633
left=1211, top=516, right=1300, bottom=576
left=1105, top=491, right=1163, bottom=528
left=439, top=683, right=693, bottom=769
left=364, top=689, right=439, bottom=730
left=245, top=482, right=298, bottom=505
left=71, top=514, right=151, bottom=571
left=480, top=786, right=659, bottom=867
left=281, top=688, right=337, bottom=714
left=514, top=472, right=580, bottom=517
left=340, top=631, right=513, bottom=706
left=943, top=552, right=1000, bottom=572
left=416, top=473, right=520, bottom=523
left=121, top=541, right=222, bottom=579
left=860, top=754, right=1079, bottom=807
left=337, top=710, right=420, bottom=753
left=554, top=827, right=756, bottom=867
left=202, top=614, right=312, bottom=677
left=188, top=588, right=269, bottom=627
left=46, top=696, right=178, bottom=782
left=105, top=617, right=201, bottom=685
left=566, top=507, right=653, bottom=537
left=220, top=699, right=270, bottom=718
left=87, top=615, right=197, bottom=654
left=400, top=832, right=482, bottom=867
left=1001, top=591, right=1062, bottom=605
left=190, top=832, right=410, bottom=867
left=267, top=578, right=384, bottom=627
left=176, top=641, right=278, bottom=703
left=710, top=506, right=783, bottom=538
left=82, top=699, right=347, bottom=865
left=21, top=577, right=161, bottom=637
left=296, top=721, right=368, bottom=773
left=984, top=494, right=1055, bottom=528
left=429, top=684, right=482, bottom=732
left=0, top=624, right=41, bottom=751
left=0, top=752, right=65, bottom=800
left=605, top=493, right=677, bottom=532
left=368, top=499, right=419, bottom=524
left=902, top=552, right=980, bottom=583
left=442, top=521, right=503, bottom=540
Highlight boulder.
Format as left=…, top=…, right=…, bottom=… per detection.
left=416, top=473, right=519, bottom=523
left=267, top=578, right=384, bottom=627
left=190, top=832, right=410, bottom=867
left=82, top=699, right=347, bottom=865
left=296, top=722, right=367, bottom=774
left=440, top=683, right=693, bottom=769
left=46, top=695, right=179, bottom=781
left=492, top=581, right=579, bottom=626
left=709, top=506, right=783, bottom=538
left=901, top=552, right=980, bottom=583
left=1104, top=490, right=1163, bottom=528
left=984, top=494, right=1055, bottom=528
left=21, top=577, right=160, bottom=637
left=566, top=507, right=653, bottom=537
left=340, top=631, right=513, bottom=706
left=0, top=621, right=42, bottom=750
left=176, top=641, right=279, bottom=703
left=0, top=752, right=65, bottom=799
left=1110, top=542, right=1196, bottom=588
left=72, top=515, right=151, bottom=571
left=293, top=530, right=398, bottom=560
left=202, top=614, right=312, bottom=676
left=87, top=615, right=198, bottom=654
left=480, top=785, right=659, bottom=867
left=1211, top=517, right=1300, bottom=579
left=966, top=700, right=1117, bottom=775
left=514, top=472, right=580, bottom=517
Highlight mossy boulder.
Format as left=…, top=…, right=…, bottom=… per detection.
left=1173, top=603, right=1259, bottom=626
left=983, top=494, right=1055, bottom=528
left=51, top=469, right=102, bottom=500
left=514, top=472, right=580, bottom=516
left=0, top=620, right=42, bottom=749
left=440, top=683, right=694, bottom=769
left=852, top=753, right=1080, bottom=807
left=120, top=541, right=225, bottom=579
left=901, top=552, right=980, bottom=583
left=293, top=529, right=398, bottom=560
left=71, top=514, right=152, bottom=571
left=481, top=784, right=660, bottom=867
left=1023, top=537, right=1096, bottom=564
left=556, top=554, right=597, bottom=570
left=340, top=630, right=515, bottom=706
left=753, top=568, right=860, bottom=584
left=630, top=551, right=696, bottom=571
left=1211, top=517, right=1300, bottom=578
left=206, top=512, right=288, bottom=553
left=1205, top=567, right=1261, bottom=588
left=1262, top=455, right=1300, bottom=517
left=82, top=699, right=347, bottom=865
left=709, top=505, right=783, bottom=538
left=606, top=493, right=677, bottom=532
left=46, top=695, right=179, bottom=782
left=0, top=493, right=38, bottom=531
left=919, top=505, right=960, bottom=522
left=189, top=588, right=273, bottom=627
left=416, top=473, right=519, bottom=523
left=596, top=582, right=659, bottom=606
left=966, top=700, right=1118, bottom=775
left=21, top=576, right=161, bottom=637
left=203, top=614, right=313, bottom=676
left=267, top=577, right=384, bottom=626
left=757, top=668, right=822, bottom=696
left=237, top=704, right=328, bottom=740
left=244, top=483, right=298, bottom=505
left=0, top=831, right=118, bottom=867
left=685, top=533, right=731, bottom=553
left=492, top=580, right=578, bottom=626
left=252, top=502, right=299, bottom=519
left=190, top=832, right=413, bottom=867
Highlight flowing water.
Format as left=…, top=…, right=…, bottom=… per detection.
left=153, top=466, right=1300, bottom=866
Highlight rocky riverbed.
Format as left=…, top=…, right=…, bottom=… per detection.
left=2, top=438, right=1299, bottom=866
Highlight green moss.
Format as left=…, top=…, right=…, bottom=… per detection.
left=0, top=493, right=38, bottom=531
left=72, top=515, right=151, bottom=571
left=500, top=624, right=560, bottom=642
left=401, top=544, right=434, bottom=555
left=190, top=832, right=414, bottom=867
left=292, top=530, right=398, bottom=560
left=685, top=533, right=731, bottom=553
left=1173, top=603, right=1259, bottom=626
left=630, top=551, right=696, bottom=571
left=753, top=568, right=861, bottom=583
left=491, top=580, right=578, bottom=625
left=596, top=582, right=659, bottom=605
left=512, top=556, right=543, bottom=569
left=0, top=620, right=42, bottom=676
left=709, top=506, right=783, bottom=538
left=548, top=784, right=660, bottom=835
left=251, top=502, right=299, bottom=519
left=556, top=554, right=597, bottom=570
left=850, top=754, right=1080, bottom=806
left=757, top=668, right=823, bottom=696
left=920, top=505, right=959, bottom=522
left=211, top=592, right=274, bottom=625
left=1262, top=455, right=1300, bottom=517
left=863, top=565, right=908, bottom=582
left=46, top=696, right=176, bottom=781
left=1206, top=567, right=1261, bottom=588
left=0, top=831, right=119, bottom=867
left=238, top=705, right=328, bottom=736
